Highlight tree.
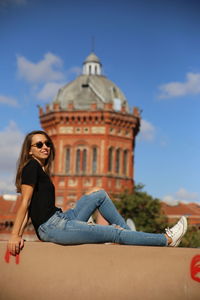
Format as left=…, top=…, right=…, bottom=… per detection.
left=113, top=184, right=200, bottom=248
left=113, top=184, right=168, bottom=233
left=180, top=226, right=200, bottom=248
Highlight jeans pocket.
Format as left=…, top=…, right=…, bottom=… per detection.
left=38, top=225, right=49, bottom=241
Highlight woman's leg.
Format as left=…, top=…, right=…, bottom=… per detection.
left=63, top=190, right=130, bottom=230
left=38, top=214, right=167, bottom=246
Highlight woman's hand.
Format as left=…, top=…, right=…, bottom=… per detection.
left=7, top=235, right=24, bottom=256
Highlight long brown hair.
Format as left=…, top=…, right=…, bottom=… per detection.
left=15, top=130, right=55, bottom=193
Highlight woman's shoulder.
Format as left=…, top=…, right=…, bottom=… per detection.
left=21, top=159, right=41, bottom=184
left=23, top=159, right=40, bottom=171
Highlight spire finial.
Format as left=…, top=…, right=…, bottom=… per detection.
left=83, top=51, right=102, bottom=75
left=91, top=36, right=95, bottom=53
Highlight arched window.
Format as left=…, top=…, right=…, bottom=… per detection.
left=115, top=148, right=120, bottom=173
left=75, top=147, right=88, bottom=174
left=92, top=147, right=97, bottom=174
left=123, top=150, right=128, bottom=175
left=65, top=148, right=70, bottom=174
left=82, top=149, right=87, bottom=173
left=89, top=65, right=92, bottom=74
left=76, top=149, right=81, bottom=173
left=108, top=147, right=113, bottom=172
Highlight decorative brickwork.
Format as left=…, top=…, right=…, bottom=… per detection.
left=40, top=103, right=140, bottom=210
left=39, top=53, right=140, bottom=211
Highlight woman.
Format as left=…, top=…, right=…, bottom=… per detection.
left=8, top=130, right=187, bottom=256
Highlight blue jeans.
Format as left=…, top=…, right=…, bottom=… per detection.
left=38, top=190, right=167, bottom=246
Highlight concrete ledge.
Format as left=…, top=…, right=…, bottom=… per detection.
left=1, top=242, right=200, bottom=300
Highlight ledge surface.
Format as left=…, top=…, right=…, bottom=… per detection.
left=1, top=242, right=200, bottom=300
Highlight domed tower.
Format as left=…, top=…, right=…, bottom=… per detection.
left=39, top=53, right=140, bottom=211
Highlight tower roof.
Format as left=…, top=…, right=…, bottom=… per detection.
left=83, top=52, right=101, bottom=65
left=53, top=53, right=130, bottom=112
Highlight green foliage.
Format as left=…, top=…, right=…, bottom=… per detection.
left=113, top=184, right=168, bottom=233
left=113, top=184, right=200, bottom=248
left=179, top=226, right=200, bottom=248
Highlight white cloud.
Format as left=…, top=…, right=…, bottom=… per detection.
left=0, top=121, right=24, bottom=193
left=138, top=119, right=156, bottom=142
left=162, top=188, right=199, bottom=205
left=175, top=188, right=199, bottom=201
left=159, top=72, right=200, bottom=99
left=0, top=121, right=24, bottom=171
left=17, top=52, right=64, bottom=83
left=67, top=66, right=82, bottom=77
left=16, top=53, right=83, bottom=103
left=0, top=95, right=19, bottom=107
left=37, top=82, right=64, bottom=101
left=0, top=176, right=16, bottom=194
left=162, top=195, right=179, bottom=206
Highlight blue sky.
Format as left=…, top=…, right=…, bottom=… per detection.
left=0, top=0, right=200, bottom=204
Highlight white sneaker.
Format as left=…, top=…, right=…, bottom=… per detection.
left=165, top=216, right=187, bottom=247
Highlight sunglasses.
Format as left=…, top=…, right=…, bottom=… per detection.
left=31, top=141, right=52, bottom=149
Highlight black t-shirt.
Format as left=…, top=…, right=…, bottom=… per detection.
left=21, top=159, right=60, bottom=237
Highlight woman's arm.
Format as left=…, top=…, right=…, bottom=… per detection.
left=7, top=184, right=34, bottom=256
left=19, top=210, right=29, bottom=237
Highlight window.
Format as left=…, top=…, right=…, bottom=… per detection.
left=108, top=147, right=113, bottom=172
left=115, top=149, right=120, bottom=173
left=82, top=149, right=87, bottom=173
left=123, top=150, right=128, bottom=175
left=113, top=98, right=121, bottom=111
left=113, top=87, right=117, bottom=97
left=76, top=147, right=88, bottom=174
left=92, top=147, right=97, bottom=174
left=76, top=149, right=81, bottom=173
left=65, top=148, right=70, bottom=174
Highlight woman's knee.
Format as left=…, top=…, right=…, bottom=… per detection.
left=85, top=187, right=104, bottom=195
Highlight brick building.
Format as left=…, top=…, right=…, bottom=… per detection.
left=0, top=52, right=140, bottom=238
left=39, top=53, right=140, bottom=211
left=161, top=202, right=200, bottom=228
left=1, top=53, right=200, bottom=241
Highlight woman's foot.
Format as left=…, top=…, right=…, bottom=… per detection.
left=165, top=216, right=187, bottom=247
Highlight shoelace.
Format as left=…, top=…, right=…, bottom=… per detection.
left=165, top=224, right=181, bottom=237
left=165, top=228, right=173, bottom=237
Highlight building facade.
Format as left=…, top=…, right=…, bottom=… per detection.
left=39, top=53, right=140, bottom=211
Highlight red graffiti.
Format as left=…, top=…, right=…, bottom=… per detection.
left=4, top=249, right=20, bottom=265
left=191, top=254, right=200, bottom=283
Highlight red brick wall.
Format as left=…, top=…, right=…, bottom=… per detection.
left=40, top=104, right=140, bottom=210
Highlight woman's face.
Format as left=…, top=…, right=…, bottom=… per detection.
left=29, top=134, right=51, bottom=165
